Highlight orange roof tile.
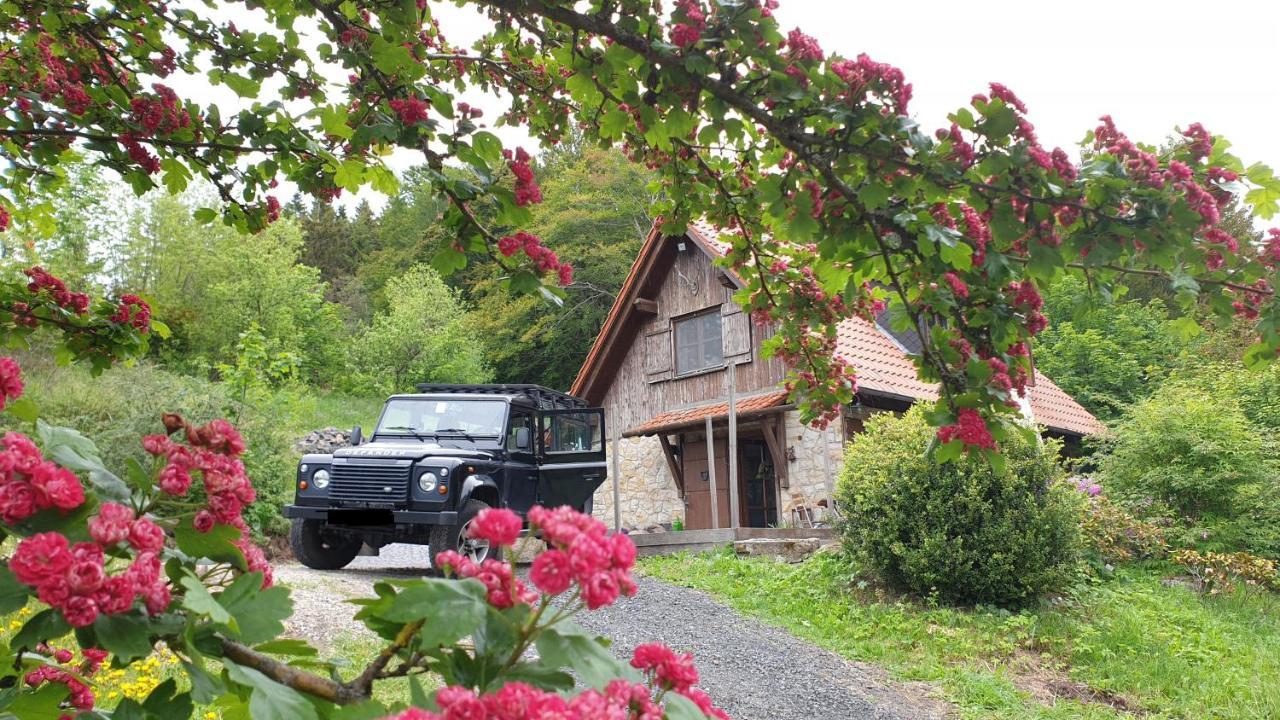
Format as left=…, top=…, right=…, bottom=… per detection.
left=624, top=391, right=790, bottom=437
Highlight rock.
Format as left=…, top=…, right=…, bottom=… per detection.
left=733, top=537, right=822, bottom=563
left=296, top=427, right=352, bottom=455
left=643, top=524, right=666, bottom=534
left=511, top=536, right=548, bottom=565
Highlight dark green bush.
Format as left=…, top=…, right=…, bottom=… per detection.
left=837, top=407, right=1081, bottom=607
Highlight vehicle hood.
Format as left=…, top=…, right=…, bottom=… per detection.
left=332, top=440, right=496, bottom=462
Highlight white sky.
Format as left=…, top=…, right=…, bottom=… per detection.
left=165, top=1, right=1280, bottom=212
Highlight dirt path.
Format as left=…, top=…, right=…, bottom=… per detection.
left=274, top=543, right=951, bottom=720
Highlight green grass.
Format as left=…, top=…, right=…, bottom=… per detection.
left=640, top=551, right=1280, bottom=719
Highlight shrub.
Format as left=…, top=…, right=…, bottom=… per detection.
left=1077, top=492, right=1167, bottom=566
left=1100, top=385, right=1270, bottom=519
left=1172, top=549, right=1279, bottom=594
left=837, top=407, right=1080, bottom=606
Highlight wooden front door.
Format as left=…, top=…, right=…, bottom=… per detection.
left=681, top=436, right=731, bottom=530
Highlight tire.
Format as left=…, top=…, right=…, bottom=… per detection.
left=429, top=499, right=502, bottom=569
left=289, top=518, right=362, bottom=570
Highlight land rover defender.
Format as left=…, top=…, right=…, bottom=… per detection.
left=283, top=384, right=606, bottom=569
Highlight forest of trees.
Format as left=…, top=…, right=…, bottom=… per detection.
left=2, top=142, right=656, bottom=396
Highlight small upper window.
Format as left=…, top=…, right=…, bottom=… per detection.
left=674, top=309, right=724, bottom=375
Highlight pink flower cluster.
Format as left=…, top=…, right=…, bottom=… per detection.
left=110, top=294, right=151, bottom=332
left=382, top=672, right=727, bottom=720
left=0, top=356, right=23, bottom=411
left=496, top=230, right=574, bottom=287
left=1261, top=228, right=1280, bottom=268
left=390, top=96, right=430, bottom=125
left=1006, top=279, right=1047, bottom=335
left=144, top=415, right=272, bottom=586
left=936, top=407, right=996, bottom=450
left=25, top=266, right=90, bottom=315
left=670, top=0, right=707, bottom=49
left=24, top=646, right=107, bottom=715
left=829, top=53, right=912, bottom=114
left=942, top=272, right=969, bottom=299
left=11, top=523, right=170, bottom=627
left=0, top=431, right=84, bottom=524
left=785, top=29, right=824, bottom=63
left=438, top=505, right=638, bottom=611
left=506, top=147, right=543, bottom=207
left=129, top=83, right=190, bottom=136
left=1071, top=477, right=1102, bottom=496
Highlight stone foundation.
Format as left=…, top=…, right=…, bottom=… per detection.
left=590, top=435, right=684, bottom=531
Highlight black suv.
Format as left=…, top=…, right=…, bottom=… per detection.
left=284, top=384, right=607, bottom=570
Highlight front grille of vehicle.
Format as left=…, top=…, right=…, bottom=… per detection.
left=329, top=461, right=412, bottom=506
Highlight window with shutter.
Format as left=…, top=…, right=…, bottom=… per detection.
left=674, top=309, right=724, bottom=375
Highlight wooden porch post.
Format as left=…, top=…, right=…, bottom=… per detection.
left=822, top=426, right=835, bottom=508
left=705, top=415, right=719, bottom=530
left=727, top=362, right=740, bottom=529
left=610, top=435, right=622, bottom=531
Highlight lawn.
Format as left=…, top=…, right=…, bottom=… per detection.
left=640, top=550, right=1280, bottom=719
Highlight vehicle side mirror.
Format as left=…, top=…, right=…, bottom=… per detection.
left=514, top=426, right=532, bottom=452
left=351, top=425, right=363, bottom=446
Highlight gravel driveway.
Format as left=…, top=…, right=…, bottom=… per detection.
left=274, top=544, right=950, bottom=720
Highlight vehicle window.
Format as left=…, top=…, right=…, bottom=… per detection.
left=376, top=399, right=506, bottom=436
left=674, top=309, right=724, bottom=375
left=507, top=411, right=534, bottom=451
left=542, top=412, right=603, bottom=453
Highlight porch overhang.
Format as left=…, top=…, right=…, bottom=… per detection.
left=621, top=391, right=791, bottom=438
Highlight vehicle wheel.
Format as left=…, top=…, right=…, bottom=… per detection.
left=289, top=518, right=362, bottom=570
left=429, top=499, right=502, bottom=569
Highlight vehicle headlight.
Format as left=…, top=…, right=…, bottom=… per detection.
left=312, top=469, right=330, bottom=489
left=418, top=469, right=439, bottom=492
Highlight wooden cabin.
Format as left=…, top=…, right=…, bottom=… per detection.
left=571, top=219, right=1103, bottom=532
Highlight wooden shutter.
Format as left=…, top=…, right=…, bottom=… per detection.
left=644, top=323, right=673, bottom=383
left=721, top=305, right=752, bottom=363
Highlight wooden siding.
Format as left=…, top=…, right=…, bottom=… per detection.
left=601, top=240, right=790, bottom=436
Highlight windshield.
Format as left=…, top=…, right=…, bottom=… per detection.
left=376, top=399, right=506, bottom=438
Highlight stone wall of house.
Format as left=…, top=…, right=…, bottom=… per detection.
left=779, top=411, right=845, bottom=516
left=590, top=435, right=685, bottom=531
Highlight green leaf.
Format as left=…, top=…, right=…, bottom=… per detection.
left=175, top=519, right=247, bottom=570
left=161, top=159, right=192, bottom=195
left=1169, top=316, right=1202, bottom=342
left=431, top=246, right=468, bottom=277
left=664, top=692, right=714, bottom=720
left=4, top=397, right=37, bottom=424
left=0, top=567, right=27, bottom=614
left=320, top=106, right=354, bottom=140
left=12, top=608, right=71, bottom=649
left=857, top=181, right=892, bottom=210
left=252, top=639, right=317, bottom=657
left=3, top=684, right=68, bottom=720
left=221, top=74, right=261, bottom=98
left=534, top=622, right=640, bottom=690
left=333, top=159, right=365, bottom=192
left=93, top=610, right=155, bottom=661
left=193, top=208, right=218, bottom=224
left=141, top=679, right=193, bottom=719
left=471, top=131, right=503, bottom=166
left=383, top=578, right=487, bottom=648
left=150, top=319, right=172, bottom=340
left=36, top=420, right=131, bottom=503
left=178, top=573, right=234, bottom=627
left=224, top=660, right=319, bottom=720
left=934, top=439, right=964, bottom=464
left=180, top=659, right=226, bottom=704
left=218, top=572, right=291, bottom=644
left=497, top=661, right=574, bottom=692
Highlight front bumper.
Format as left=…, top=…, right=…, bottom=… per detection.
left=283, top=505, right=458, bottom=525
